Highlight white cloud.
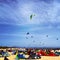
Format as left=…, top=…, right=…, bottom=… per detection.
left=0, top=0, right=60, bottom=26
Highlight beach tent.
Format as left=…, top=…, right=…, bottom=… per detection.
left=37, top=50, right=47, bottom=56
left=12, top=50, right=16, bottom=55
left=16, top=53, right=25, bottom=59
left=3, top=52, right=10, bottom=57
left=54, top=52, right=60, bottom=56
left=48, top=52, right=56, bottom=56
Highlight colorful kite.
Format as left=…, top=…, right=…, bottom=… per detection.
left=30, top=14, right=35, bottom=20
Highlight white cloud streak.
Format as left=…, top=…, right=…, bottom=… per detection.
left=0, top=0, right=60, bottom=26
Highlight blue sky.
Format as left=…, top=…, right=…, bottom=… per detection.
left=0, top=0, right=60, bottom=48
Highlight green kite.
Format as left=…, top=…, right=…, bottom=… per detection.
left=30, top=14, right=35, bottom=20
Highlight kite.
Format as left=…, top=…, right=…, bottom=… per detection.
left=57, top=38, right=58, bottom=40
left=33, top=40, right=35, bottom=43
left=40, top=42, right=41, bottom=43
left=30, top=14, right=35, bottom=20
left=31, top=36, right=33, bottom=38
left=26, top=37, right=28, bottom=39
left=46, top=35, right=48, bottom=37
left=26, top=32, right=29, bottom=35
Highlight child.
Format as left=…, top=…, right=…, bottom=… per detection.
left=4, top=56, right=9, bottom=60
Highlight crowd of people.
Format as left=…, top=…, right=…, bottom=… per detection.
left=0, top=48, right=60, bottom=60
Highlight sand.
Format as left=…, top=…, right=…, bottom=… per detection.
left=0, top=55, right=60, bottom=60
left=0, top=49, right=60, bottom=60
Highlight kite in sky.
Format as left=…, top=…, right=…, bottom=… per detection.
left=30, top=14, right=35, bottom=20
left=56, top=38, right=58, bottom=40
left=26, top=32, right=29, bottom=35
left=31, top=36, right=33, bottom=38
left=46, top=35, right=48, bottom=37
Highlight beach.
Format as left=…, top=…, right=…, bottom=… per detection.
left=0, top=48, right=60, bottom=60
left=0, top=55, right=60, bottom=60
left=0, top=51, right=60, bottom=60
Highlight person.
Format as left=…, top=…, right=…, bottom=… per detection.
left=4, top=56, right=9, bottom=60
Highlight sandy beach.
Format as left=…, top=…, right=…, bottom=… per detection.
left=0, top=48, right=60, bottom=60
left=0, top=55, right=60, bottom=60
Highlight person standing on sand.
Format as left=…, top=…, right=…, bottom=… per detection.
left=4, top=56, right=9, bottom=60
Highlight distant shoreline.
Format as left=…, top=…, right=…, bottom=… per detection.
left=0, top=46, right=60, bottom=49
